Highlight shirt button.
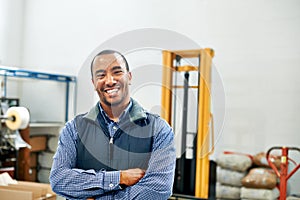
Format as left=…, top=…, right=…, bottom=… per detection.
left=109, top=183, right=114, bottom=188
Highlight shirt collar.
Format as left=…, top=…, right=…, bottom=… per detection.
left=98, top=100, right=133, bottom=124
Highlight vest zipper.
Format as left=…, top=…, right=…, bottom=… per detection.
left=109, top=130, right=121, bottom=167
left=109, top=137, right=113, bottom=167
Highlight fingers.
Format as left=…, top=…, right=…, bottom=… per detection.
left=120, top=168, right=146, bottom=186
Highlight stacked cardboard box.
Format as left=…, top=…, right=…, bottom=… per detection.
left=0, top=172, right=56, bottom=200
left=0, top=180, right=56, bottom=200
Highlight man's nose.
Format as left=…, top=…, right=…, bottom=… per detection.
left=105, top=73, right=117, bottom=85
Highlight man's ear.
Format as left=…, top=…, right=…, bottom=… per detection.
left=128, top=72, right=132, bottom=85
left=91, top=79, right=96, bottom=90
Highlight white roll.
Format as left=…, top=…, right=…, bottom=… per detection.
left=38, top=152, right=54, bottom=168
left=5, top=107, right=30, bottom=130
left=37, top=169, right=51, bottom=183
left=48, top=136, right=59, bottom=152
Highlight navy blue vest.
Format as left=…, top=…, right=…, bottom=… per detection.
left=74, top=100, right=157, bottom=171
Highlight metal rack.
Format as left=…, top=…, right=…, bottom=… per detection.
left=0, top=66, right=77, bottom=122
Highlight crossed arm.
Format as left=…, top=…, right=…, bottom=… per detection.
left=49, top=119, right=176, bottom=199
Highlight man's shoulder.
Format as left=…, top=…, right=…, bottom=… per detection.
left=63, top=113, right=88, bottom=128
left=74, top=111, right=98, bottom=125
left=145, top=111, right=160, bottom=119
left=145, top=111, right=171, bottom=128
left=74, top=112, right=89, bottom=118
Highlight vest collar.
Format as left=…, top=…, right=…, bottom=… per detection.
left=84, top=98, right=147, bottom=123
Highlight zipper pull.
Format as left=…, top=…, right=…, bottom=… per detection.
left=109, top=137, right=113, bottom=144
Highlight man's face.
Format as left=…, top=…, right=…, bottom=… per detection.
left=92, top=53, right=132, bottom=107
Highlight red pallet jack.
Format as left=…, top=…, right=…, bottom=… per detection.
left=266, top=146, right=300, bottom=200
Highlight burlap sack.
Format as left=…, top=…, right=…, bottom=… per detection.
left=241, top=168, right=277, bottom=189
left=253, top=152, right=281, bottom=169
left=217, top=167, right=246, bottom=187
left=241, top=187, right=279, bottom=200
left=216, top=153, right=252, bottom=172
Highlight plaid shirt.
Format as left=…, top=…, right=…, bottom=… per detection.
left=50, top=101, right=176, bottom=200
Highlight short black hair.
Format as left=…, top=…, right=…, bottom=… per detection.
left=90, top=49, right=129, bottom=77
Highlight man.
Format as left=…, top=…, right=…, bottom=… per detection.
left=50, top=50, right=176, bottom=199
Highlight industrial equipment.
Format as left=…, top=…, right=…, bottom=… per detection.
left=267, top=146, right=300, bottom=200
left=0, top=98, right=31, bottom=179
left=161, top=49, right=215, bottom=199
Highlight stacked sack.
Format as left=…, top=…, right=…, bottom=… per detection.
left=240, top=152, right=280, bottom=200
left=216, top=152, right=252, bottom=200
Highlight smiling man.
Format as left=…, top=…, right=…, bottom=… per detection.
left=50, top=50, right=176, bottom=200
left=92, top=51, right=132, bottom=120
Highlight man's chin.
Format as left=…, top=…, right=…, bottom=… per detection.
left=103, top=99, right=122, bottom=107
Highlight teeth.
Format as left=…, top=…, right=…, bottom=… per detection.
left=107, top=89, right=118, bottom=94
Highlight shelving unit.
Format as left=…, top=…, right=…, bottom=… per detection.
left=0, top=66, right=77, bottom=122
left=0, top=66, right=77, bottom=182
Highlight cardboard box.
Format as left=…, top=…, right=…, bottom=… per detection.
left=0, top=167, right=15, bottom=178
left=0, top=188, right=33, bottom=200
left=0, top=181, right=56, bottom=200
left=30, top=135, right=47, bottom=152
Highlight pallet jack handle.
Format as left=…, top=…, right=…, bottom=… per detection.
left=266, top=146, right=300, bottom=200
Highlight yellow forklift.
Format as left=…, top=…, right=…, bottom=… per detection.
left=161, top=49, right=215, bottom=199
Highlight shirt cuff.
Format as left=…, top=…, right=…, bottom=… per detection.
left=103, top=171, right=121, bottom=191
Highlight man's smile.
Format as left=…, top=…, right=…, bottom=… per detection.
left=106, top=88, right=119, bottom=94
left=104, top=87, right=120, bottom=96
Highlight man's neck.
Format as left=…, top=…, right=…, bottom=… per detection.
left=100, top=101, right=130, bottom=121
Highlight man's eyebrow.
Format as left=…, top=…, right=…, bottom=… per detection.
left=111, top=66, right=123, bottom=71
left=95, top=69, right=105, bottom=74
left=94, top=66, right=124, bottom=75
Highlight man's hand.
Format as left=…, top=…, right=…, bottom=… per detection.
left=120, top=168, right=145, bottom=186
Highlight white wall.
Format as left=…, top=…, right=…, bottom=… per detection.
left=0, top=0, right=24, bottom=66
left=205, top=1, right=300, bottom=153
left=1, top=0, right=300, bottom=194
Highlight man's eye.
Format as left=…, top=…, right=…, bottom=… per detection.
left=97, top=73, right=105, bottom=78
left=114, top=70, right=123, bottom=75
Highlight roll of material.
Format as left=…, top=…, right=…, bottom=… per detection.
left=37, top=168, right=51, bottom=183
left=48, top=136, right=59, bottom=152
left=38, top=152, right=54, bottom=168
left=5, top=107, right=30, bottom=130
